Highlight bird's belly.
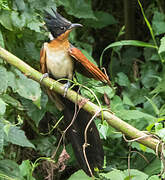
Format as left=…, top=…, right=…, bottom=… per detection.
left=46, top=50, right=74, bottom=79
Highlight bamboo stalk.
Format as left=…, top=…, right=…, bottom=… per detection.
left=0, top=46, right=161, bottom=153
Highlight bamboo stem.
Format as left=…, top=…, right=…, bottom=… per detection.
left=0, top=46, right=161, bottom=153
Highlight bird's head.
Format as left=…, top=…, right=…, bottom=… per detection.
left=44, top=9, right=82, bottom=40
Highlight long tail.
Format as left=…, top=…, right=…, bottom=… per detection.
left=63, top=100, right=104, bottom=176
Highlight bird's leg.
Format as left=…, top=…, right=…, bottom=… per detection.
left=40, top=73, right=70, bottom=97
left=63, top=81, right=71, bottom=97
left=40, top=73, right=49, bottom=82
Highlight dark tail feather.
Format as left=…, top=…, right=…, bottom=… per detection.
left=63, top=102, right=104, bottom=176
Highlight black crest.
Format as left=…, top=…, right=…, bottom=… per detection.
left=44, top=9, right=71, bottom=38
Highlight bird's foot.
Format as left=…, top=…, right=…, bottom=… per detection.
left=63, top=81, right=71, bottom=97
left=40, top=73, right=49, bottom=82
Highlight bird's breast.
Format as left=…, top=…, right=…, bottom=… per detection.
left=46, top=48, right=74, bottom=80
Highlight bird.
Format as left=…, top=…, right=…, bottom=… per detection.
left=40, top=8, right=111, bottom=176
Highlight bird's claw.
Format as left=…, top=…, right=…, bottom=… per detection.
left=63, top=81, right=71, bottom=97
left=40, top=73, right=49, bottom=82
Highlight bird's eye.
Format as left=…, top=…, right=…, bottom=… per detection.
left=60, top=27, right=65, bottom=30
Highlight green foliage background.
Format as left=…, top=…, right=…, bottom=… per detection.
left=0, top=0, right=165, bottom=179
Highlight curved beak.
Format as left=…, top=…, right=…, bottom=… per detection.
left=69, top=23, right=83, bottom=29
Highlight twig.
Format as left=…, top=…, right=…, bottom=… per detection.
left=123, top=133, right=153, bottom=143
left=131, top=151, right=149, bottom=163
left=128, top=147, right=149, bottom=179
left=51, top=89, right=80, bottom=159
left=159, top=143, right=165, bottom=177
left=83, top=109, right=101, bottom=177
left=128, top=146, right=131, bottom=178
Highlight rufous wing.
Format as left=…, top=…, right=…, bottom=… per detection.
left=69, top=46, right=111, bottom=86
left=40, top=44, right=47, bottom=74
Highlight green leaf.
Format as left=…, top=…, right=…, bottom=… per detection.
left=58, top=0, right=96, bottom=19
left=28, top=0, right=56, bottom=11
left=144, top=47, right=160, bottom=62
left=143, top=158, right=161, bottom=176
left=100, top=40, right=156, bottom=67
left=131, top=142, right=154, bottom=154
left=13, top=0, right=25, bottom=11
left=86, top=11, right=117, bottom=29
left=24, top=42, right=40, bottom=61
left=123, top=83, right=148, bottom=106
left=76, top=72, right=110, bottom=100
left=0, top=98, right=6, bottom=115
left=0, top=66, right=8, bottom=93
left=0, top=121, right=4, bottom=153
left=116, top=110, right=156, bottom=121
left=68, top=170, right=91, bottom=180
left=100, top=169, right=125, bottom=180
left=1, top=94, right=23, bottom=110
left=158, top=36, right=165, bottom=54
left=139, top=144, right=146, bottom=152
left=151, top=74, right=165, bottom=94
left=14, top=69, right=41, bottom=102
left=16, top=78, right=41, bottom=101
left=145, top=96, right=159, bottom=116
left=27, top=20, right=42, bottom=32
left=116, top=72, right=130, bottom=87
left=106, top=40, right=156, bottom=49
left=19, top=160, right=35, bottom=180
left=0, top=159, right=22, bottom=179
left=152, top=11, right=165, bottom=36
left=98, top=121, right=109, bottom=139
left=137, top=0, right=156, bottom=45
left=123, top=94, right=134, bottom=106
left=155, top=125, right=165, bottom=141
left=0, top=0, right=10, bottom=10
left=0, top=30, right=4, bottom=48
left=6, top=126, right=35, bottom=148
left=111, top=95, right=125, bottom=112
left=33, top=136, right=56, bottom=157
left=21, top=99, right=46, bottom=127
left=0, top=10, right=13, bottom=31
left=93, top=86, right=114, bottom=99
left=19, top=160, right=31, bottom=177
left=11, top=11, right=26, bottom=29
left=40, top=92, right=48, bottom=109
left=7, top=71, right=18, bottom=92
left=159, top=104, right=165, bottom=116
left=124, top=169, right=148, bottom=180
left=3, top=124, right=11, bottom=136
left=141, top=63, right=159, bottom=88
left=155, top=122, right=163, bottom=132
left=148, top=175, right=160, bottom=180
